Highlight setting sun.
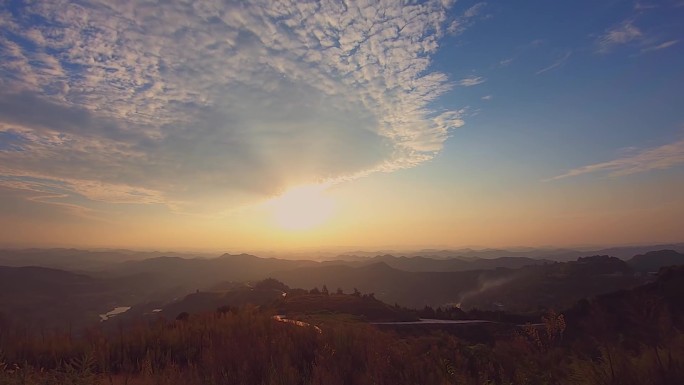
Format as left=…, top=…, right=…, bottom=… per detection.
left=269, top=185, right=335, bottom=231
left=1, top=1, right=683, bottom=384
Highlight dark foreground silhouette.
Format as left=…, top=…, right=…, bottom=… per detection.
left=1, top=266, right=683, bottom=385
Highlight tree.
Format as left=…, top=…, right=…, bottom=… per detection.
left=310, top=287, right=321, bottom=295
left=176, top=312, right=189, bottom=321
left=421, top=306, right=436, bottom=318
left=336, top=288, right=344, bottom=295
left=321, top=285, right=329, bottom=296
left=542, top=310, right=566, bottom=347
left=254, top=278, right=289, bottom=292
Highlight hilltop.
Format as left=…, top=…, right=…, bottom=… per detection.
left=1, top=265, right=683, bottom=385
left=628, top=249, right=684, bottom=272
left=2, top=247, right=683, bottom=329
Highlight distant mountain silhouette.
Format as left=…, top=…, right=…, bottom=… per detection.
left=0, top=248, right=207, bottom=271
left=459, top=255, right=642, bottom=312
left=101, top=254, right=556, bottom=305
left=326, top=254, right=552, bottom=272
left=272, top=262, right=486, bottom=308
left=275, top=256, right=651, bottom=312
left=105, top=253, right=319, bottom=297
left=541, top=244, right=684, bottom=262
left=332, top=243, right=684, bottom=262
left=2, top=246, right=683, bottom=329
left=626, top=249, right=684, bottom=272
left=3, top=244, right=683, bottom=274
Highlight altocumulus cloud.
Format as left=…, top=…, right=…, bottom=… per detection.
left=0, top=0, right=465, bottom=213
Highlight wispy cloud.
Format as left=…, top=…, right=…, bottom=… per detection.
left=498, top=58, right=514, bottom=67
left=596, top=20, right=643, bottom=52
left=640, top=40, right=678, bottom=53
left=597, top=17, right=679, bottom=56
left=457, top=76, right=487, bottom=87
left=530, top=39, right=546, bottom=47
left=634, top=2, right=659, bottom=10
left=448, top=2, right=487, bottom=35
left=548, top=138, right=684, bottom=180
left=496, top=39, right=545, bottom=69
left=536, top=51, right=572, bottom=75
left=0, top=0, right=464, bottom=214
left=481, top=95, right=493, bottom=101
left=463, top=2, right=487, bottom=18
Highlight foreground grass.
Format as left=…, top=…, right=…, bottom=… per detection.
left=1, top=302, right=683, bottom=385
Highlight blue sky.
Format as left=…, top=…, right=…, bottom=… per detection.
left=0, top=0, right=682, bottom=249
left=435, top=0, right=684, bottom=177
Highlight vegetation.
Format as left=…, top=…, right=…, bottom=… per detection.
left=4, top=249, right=681, bottom=328
left=628, top=249, right=684, bottom=273
left=459, top=255, right=647, bottom=313
left=278, top=291, right=418, bottom=322
left=0, top=267, right=682, bottom=385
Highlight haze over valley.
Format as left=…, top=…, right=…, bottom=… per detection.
left=2, top=245, right=683, bottom=328
left=1, top=0, right=683, bottom=383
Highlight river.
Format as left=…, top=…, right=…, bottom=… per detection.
left=99, top=306, right=131, bottom=321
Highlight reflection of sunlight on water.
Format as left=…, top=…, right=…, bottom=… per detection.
left=99, top=306, right=131, bottom=321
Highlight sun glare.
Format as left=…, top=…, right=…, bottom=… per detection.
left=269, top=185, right=335, bottom=231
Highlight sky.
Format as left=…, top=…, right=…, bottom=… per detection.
left=0, top=0, right=683, bottom=252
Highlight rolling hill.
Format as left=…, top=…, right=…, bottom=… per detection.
left=3, top=248, right=683, bottom=329
left=627, top=249, right=684, bottom=272
left=324, top=254, right=552, bottom=272
left=0, top=266, right=150, bottom=328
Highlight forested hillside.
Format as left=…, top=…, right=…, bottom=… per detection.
left=0, top=266, right=682, bottom=385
